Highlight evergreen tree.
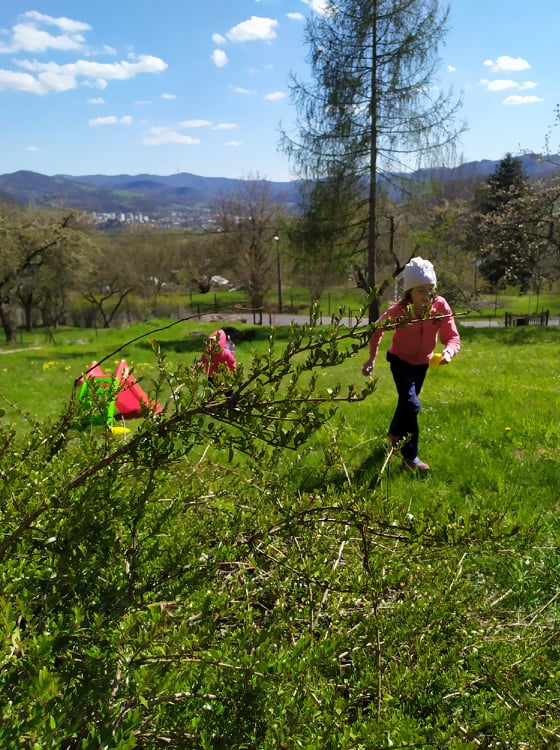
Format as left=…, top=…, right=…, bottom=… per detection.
left=475, top=153, right=530, bottom=288
left=476, top=152, right=528, bottom=215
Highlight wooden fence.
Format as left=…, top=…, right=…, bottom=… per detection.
left=504, top=310, right=549, bottom=327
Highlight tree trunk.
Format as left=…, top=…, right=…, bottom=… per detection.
left=367, top=16, right=380, bottom=323
left=0, top=302, right=18, bottom=343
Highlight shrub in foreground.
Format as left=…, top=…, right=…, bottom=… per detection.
left=1, top=314, right=559, bottom=748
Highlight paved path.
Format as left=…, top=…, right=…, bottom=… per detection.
left=259, top=313, right=559, bottom=328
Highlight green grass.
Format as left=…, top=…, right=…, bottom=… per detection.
left=1, top=318, right=558, bottom=536
left=2, top=320, right=559, bottom=523
left=138, top=284, right=368, bottom=320
left=276, top=324, right=560, bottom=521
left=462, top=290, right=559, bottom=319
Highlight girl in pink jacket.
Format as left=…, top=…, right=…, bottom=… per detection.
left=199, top=329, right=236, bottom=380
left=362, top=257, right=460, bottom=471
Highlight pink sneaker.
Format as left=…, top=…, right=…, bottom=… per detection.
left=403, top=457, right=430, bottom=472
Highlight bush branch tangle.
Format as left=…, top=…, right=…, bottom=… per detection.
left=1, top=310, right=558, bottom=748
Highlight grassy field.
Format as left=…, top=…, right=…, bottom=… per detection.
left=1, top=316, right=559, bottom=511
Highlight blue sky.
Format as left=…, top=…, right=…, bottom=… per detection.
left=0, top=0, right=558, bottom=181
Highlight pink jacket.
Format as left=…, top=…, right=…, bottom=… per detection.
left=368, top=296, right=461, bottom=366
left=199, top=329, right=236, bottom=377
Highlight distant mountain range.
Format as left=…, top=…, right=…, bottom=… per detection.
left=1, top=154, right=559, bottom=217
left=0, top=170, right=300, bottom=217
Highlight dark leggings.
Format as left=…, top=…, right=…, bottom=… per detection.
left=387, top=352, right=428, bottom=460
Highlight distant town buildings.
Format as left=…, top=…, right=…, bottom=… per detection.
left=92, top=211, right=150, bottom=225
left=91, top=206, right=219, bottom=231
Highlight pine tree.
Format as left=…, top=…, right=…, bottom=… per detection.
left=475, top=153, right=530, bottom=287
left=476, top=152, right=528, bottom=215
left=281, top=0, right=464, bottom=320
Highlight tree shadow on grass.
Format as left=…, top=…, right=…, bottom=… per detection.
left=289, top=444, right=392, bottom=494
left=140, top=324, right=293, bottom=355
left=354, top=445, right=393, bottom=489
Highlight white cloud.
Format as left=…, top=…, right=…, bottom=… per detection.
left=24, top=11, right=90, bottom=35
left=481, top=78, right=519, bottom=92
left=287, top=12, right=305, bottom=21
left=225, top=141, right=241, bottom=147
left=89, top=115, right=118, bottom=126
left=25, top=145, right=39, bottom=152
left=211, top=49, right=228, bottom=68
left=212, top=33, right=226, bottom=45
left=37, top=68, right=79, bottom=93
left=232, top=86, right=256, bottom=95
left=264, top=91, right=287, bottom=101
left=5, top=54, right=167, bottom=94
left=0, top=11, right=91, bottom=54
left=87, top=96, right=104, bottom=104
left=20, top=54, right=167, bottom=79
left=142, top=126, right=201, bottom=145
left=90, top=78, right=108, bottom=90
left=483, top=56, right=530, bottom=73
left=0, top=69, right=46, bottom=94
left=179, top=119, right=211, bottom=128
left=481, top=79, right=539, bottom=93
left=223, top=17, right=278, bottom=44
left=0, top=10, right=167, bottom=95
left=88, top=115, right=132, bottom=126
left=447, top=65, right=456, bottom=73
left=213, top=122, right=237, bottom=131
left=503, top=94, right=543, bottom=105
left=161, top=92, right=176, bottom=100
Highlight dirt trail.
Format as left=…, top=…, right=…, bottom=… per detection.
left=0, top=346, right=42, bottom=355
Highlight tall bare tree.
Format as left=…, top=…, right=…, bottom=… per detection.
left=79, top=237, right=137, bottom=328
left=175, top=233, right=230, bottom=294
left=216, top=179, right=284, bottom=324
left=281, top=0, right=464, bottom=320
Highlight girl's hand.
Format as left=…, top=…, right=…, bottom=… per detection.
left=362, top=359, right=374, bottom=376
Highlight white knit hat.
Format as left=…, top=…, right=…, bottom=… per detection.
left=401, top=257, right=437, bottom=291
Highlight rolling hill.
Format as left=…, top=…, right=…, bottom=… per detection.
left=0, top=170, right=299, bottom=216
left=1, top=154, right=559, bottom=217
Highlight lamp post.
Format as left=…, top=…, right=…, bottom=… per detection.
left=273, top=235, right=283, bottom=314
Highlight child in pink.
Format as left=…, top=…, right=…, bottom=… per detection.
left=362, top=257, right=460, bottom=471
left=199, top=329, right=236, bottom=379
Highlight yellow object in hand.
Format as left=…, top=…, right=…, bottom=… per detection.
left=429, top=353, right=443, bottom=369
